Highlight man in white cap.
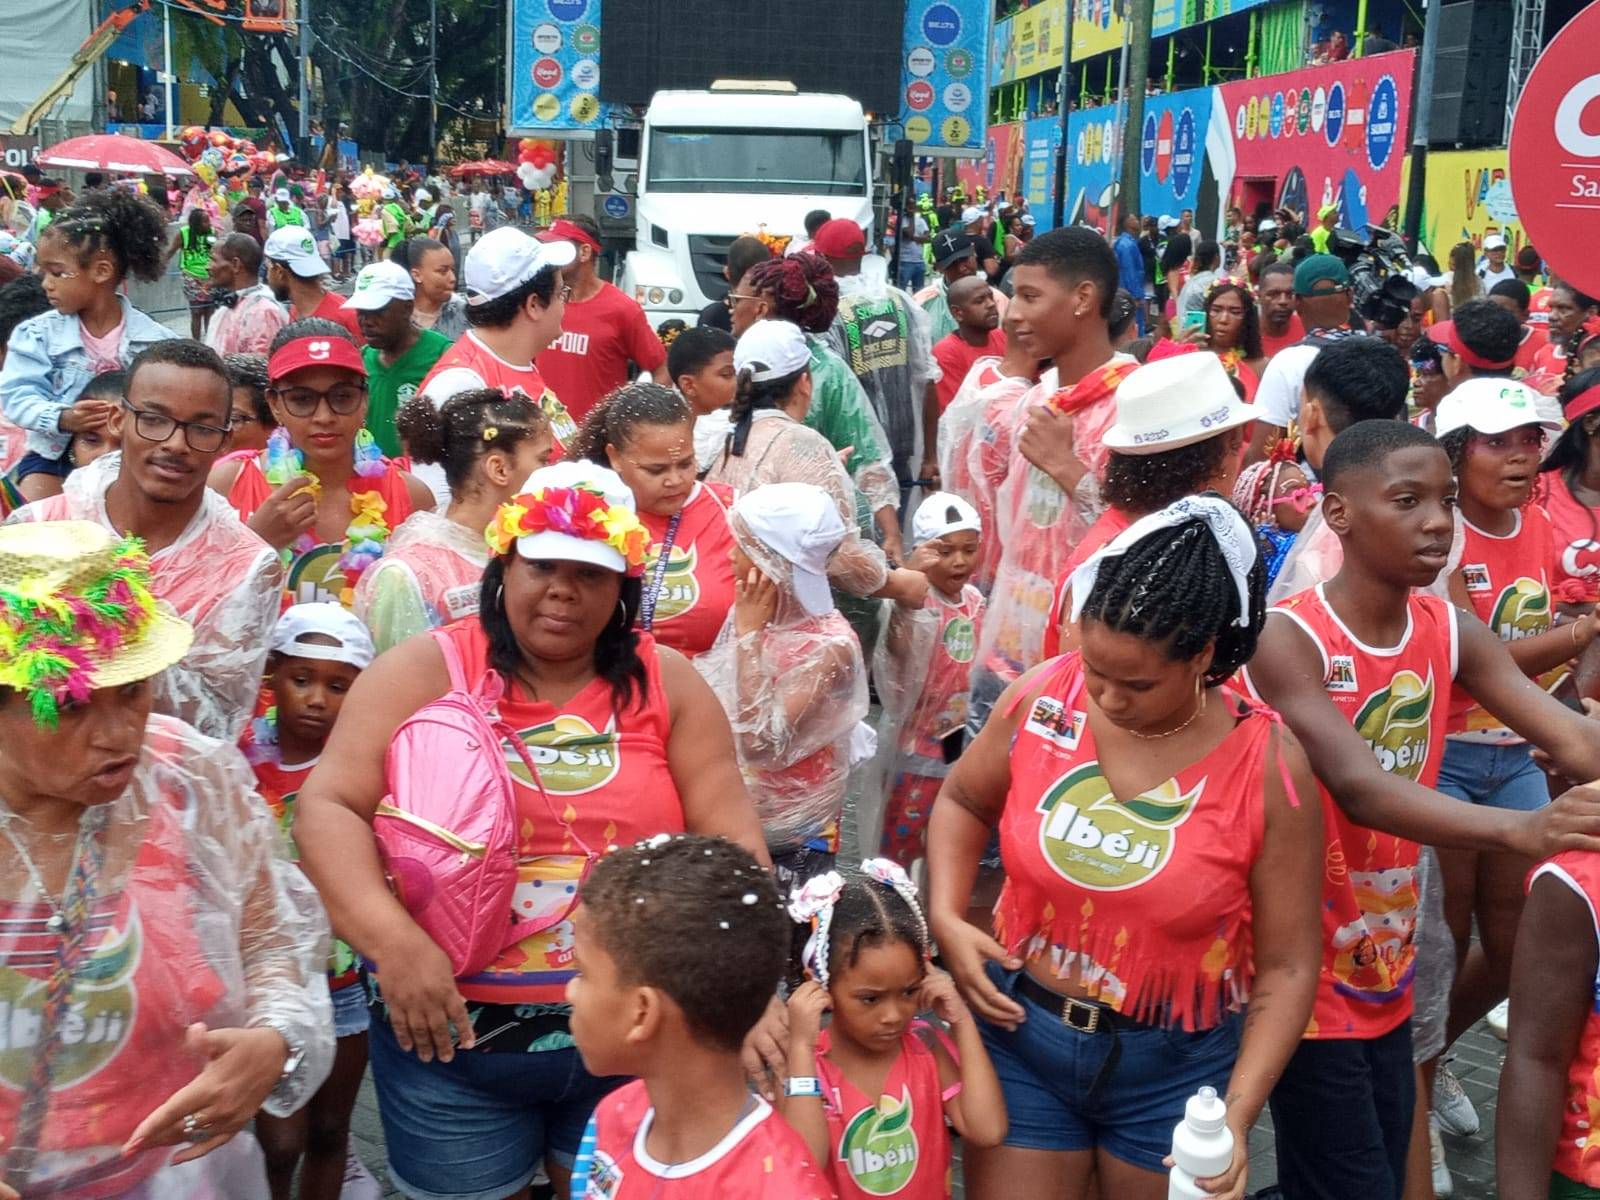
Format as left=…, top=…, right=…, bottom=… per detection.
left=345, top=260, right=450, bottom=456
left=1477, top=233, right=1516, bottom=289
left=264, top=226, right=364, bottom=342
left=268, top=185, right=307, bottom=232
left=380, top=184, right=411, bottom=260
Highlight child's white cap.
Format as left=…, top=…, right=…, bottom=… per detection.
left=733, top=482, right=846, bottom=617
left=271, top=602, right=376, bottom=670
left=911, top=492, right=982, bottom=544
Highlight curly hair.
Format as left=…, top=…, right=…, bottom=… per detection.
left=1102, top=433, right=1238, bottom=516
left=1077, top=504, right=1267, bottom=685
left=397, top=387, right=549, bottom=493
left=44, top=187, right=168, bottom=283
left=745, top=252, right=839, bottom=334
left=1204, top=280, right=1263, bottom=360
left=572, top=381, right=691, bottom=464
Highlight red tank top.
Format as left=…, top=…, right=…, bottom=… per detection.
left=436, top=617, right=683, bottom=1004
left=580, top=1079, right=834, bottom=1199
left=638, top=482, right=737, bottom=659
left=1540, top=472, right=1600, bottom=605
left=1244, top=585, right=1457, bottom=1038
left=1450, top=506, right=1561, bottom=738
left=817, top=1023, right=955, bottom=1199
left=1041, top=506, right=1135, bottom=660
left=1536, top=851, right=1600, bottom=1187
left=225, top=451, right=417, bottom=609
left=994, top=654, right=1282, bottom=1029
left=899, top=585, right=985, bottom=766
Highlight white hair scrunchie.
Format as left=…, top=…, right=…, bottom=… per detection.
left=1067, top=495, right=1257, bottom=630
left=789, top=871, right=847, bottom=986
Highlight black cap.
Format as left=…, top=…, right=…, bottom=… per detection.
left=931, top=229, right=977, bottom=270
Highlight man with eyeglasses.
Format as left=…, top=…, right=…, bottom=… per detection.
left=5, top=339, right=282, bottom=741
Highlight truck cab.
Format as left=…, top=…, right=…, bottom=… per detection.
left=618, top=84, right=872, bottom=325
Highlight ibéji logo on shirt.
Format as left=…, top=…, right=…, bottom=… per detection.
left=941, top=614, right=975, bottom=663
left=1488, top=577, right=1551, bottom=641
left=839, top=1087, right=919, bottom=1195
left=1353, top=669, right=1434, bottom=780
left=1035, top=763, right=1202, bottom=891
left=645, top=543, right=700, bottom=621
left=507, top=715, right=621, bottom=794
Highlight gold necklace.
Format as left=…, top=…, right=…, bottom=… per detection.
left=1126, top=687, right=1208, bottom=740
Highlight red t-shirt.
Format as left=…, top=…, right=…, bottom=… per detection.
left=932, top=328, right=1008, bottom=412
left=1260, top=314, right=1306, bottom=359
left=307, top=290, right=366, bottom=344
left=536, top=282, right=668, bottom=424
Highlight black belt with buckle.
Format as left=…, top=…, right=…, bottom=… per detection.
left=1013, top=970, right=1154, bottom=1032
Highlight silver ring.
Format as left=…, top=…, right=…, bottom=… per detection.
left=180, top=1113, right=208, bottom=1142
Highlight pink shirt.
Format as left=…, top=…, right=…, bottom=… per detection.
left=79, top=318, right=125, bottom=375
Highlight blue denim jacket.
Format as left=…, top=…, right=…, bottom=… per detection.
left=0, top=297, right=176, bottom=459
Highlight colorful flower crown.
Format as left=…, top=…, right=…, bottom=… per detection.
left=486, top=485, right=651, bottom=575
left=0, top=537, right=159, bottom=727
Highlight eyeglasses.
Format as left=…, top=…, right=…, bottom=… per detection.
left=269, top=383, right=367, bottom=418
left=723, top=292, right=760, bottom=309
left=120, top=401, right=231, bottom=453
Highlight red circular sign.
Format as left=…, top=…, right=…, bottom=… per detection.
left=533, top=57, right=563, bottom=88
left=906, top=81, right=934, bottom=112
left=1510, top=4, right=1600, bottom=299
left=1155, top=109, right=1174, bottom=184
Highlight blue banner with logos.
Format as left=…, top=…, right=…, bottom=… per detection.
left=1136, top=87, right=1213, bottom=221
left=1064, top=104, right=1123, bottom=230
left=899, top=0, right=989, bottom=156
left=1022, top=115, right=1063, bottom=230
left=508, top=0, right=609, bottom=133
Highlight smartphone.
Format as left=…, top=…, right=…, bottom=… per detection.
left=1181, top=309, right=1208, bottom=334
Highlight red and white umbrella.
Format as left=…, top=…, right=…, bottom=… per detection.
left=37, top=134, right=193, bottom=177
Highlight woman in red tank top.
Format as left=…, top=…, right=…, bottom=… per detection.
left=1540, top=368, right=1600, bottom=625
left=573, top=382, right=737, bottom=660
left=926, top=497, right=1323, bottom=1200
left=207, top=322, right=435, bottom=609
left=293, top=460, right=766, bottom=1200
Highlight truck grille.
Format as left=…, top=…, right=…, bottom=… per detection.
left=688, top=234, right=737, bottom=302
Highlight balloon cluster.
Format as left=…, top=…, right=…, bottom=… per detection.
left=516, top=138, right=559, bottom=192
left=348, top=167, right=391, bottom=248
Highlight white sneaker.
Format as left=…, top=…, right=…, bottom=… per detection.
left=1432, top=1061, right=1481, bottom=1138
left=1430, top=1114, right=1455, bottom=1199
left=341, top=1147, right=383, bottom=1200
left=1487, top=998, right=1510, bottom=1040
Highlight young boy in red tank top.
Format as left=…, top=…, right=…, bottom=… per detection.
left=567, top=835, right=835, bottom=1200
left=1244, top=420, right=1600, bottom=1200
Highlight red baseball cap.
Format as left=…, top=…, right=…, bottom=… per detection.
left=811, top=217, right=867, bottom=260
left=267, top=334, right=366, bottom=382
left=539, top=217, right=602, bottom=252
left=1426, top=320, right=1515, bottom=371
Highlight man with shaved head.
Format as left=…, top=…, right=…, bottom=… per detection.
left=930, top=273, right=1006, bottom=412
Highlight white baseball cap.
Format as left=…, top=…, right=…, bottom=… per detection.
left=1159, top=214, right=1181, bottom=232
left=415, top=188, right=432, bottom=203
left=343, top=260, right=416, bottom=311
left=271, top=603, right=376, bottom=670
left=263, top=226, right=330, bottom=278
left=511, top=461, right=638, bottom=573
left=1435, top=378, right=1559, bottom=437
left=1483, top=234, right=1507, bottom=251
left=961, top=205, right=986, bottom=226
left=274, top=187, right=291, bottom=202
left=733, top=482, right=846, bottom=617
left=1256, top=217, right=1279, bottom=234
left=911, top=491, right=982, bottom=544
left=464, top=227, right=576, bottom=306
left=1103, top=352, right=1257, bottom=453
left=733, top=320, right=811, bottom=382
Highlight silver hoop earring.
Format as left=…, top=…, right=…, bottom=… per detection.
left=617, top=599, right=629, bottom=625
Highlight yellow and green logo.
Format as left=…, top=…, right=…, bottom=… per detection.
left=1036, top=762, right=1203, bottom=891
left=942, top=615, right=976, bottom=663
left=644, top=543, right=700, bottom=622
left=508, top=714, right=621, bottom=795
left=286, top=543, right=346, bottom=606
left=1353, top=669, right=1434, bottom=780
left=840, top=1087, right=919, bottom=1195
left=1487, top=577, right=1551, bottom=642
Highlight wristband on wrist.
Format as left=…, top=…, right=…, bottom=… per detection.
left=784, top=1076, right=823, bottom=1098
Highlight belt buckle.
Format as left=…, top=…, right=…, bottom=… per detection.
left=1061, top=997, right=1101, bottom=1033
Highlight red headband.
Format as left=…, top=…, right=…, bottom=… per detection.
left=1566, top=384, right=1600, bottom=423
left=542, top=218, right=601, bottom=253
left=1430, top=320, right=1515, bottom=371
left=268, top=335, right=366, bottom=382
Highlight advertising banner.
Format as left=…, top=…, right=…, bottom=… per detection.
left=508, top=0, right=608, bottom=134
left=1137, top=87, right=1212, bottom=221
left=901, top=0, right=990, bottom=155
left=1064, top=103, right=1124, bottom=229
left=1203, top=0, right=1271, bottom=17
left=1022, top=115, right=1064, bottom=229
left=992, top=0, right=1066, bottom=85
left=1507, top=2, right=1600, bottom=300
left=956, top=122, right=1023, bottom=199
left=1070, top=0, right=1124, bottom=63
left=1214, top=49, right=1414, bottom=231
left=1406, top=149, right=1524, bottom=263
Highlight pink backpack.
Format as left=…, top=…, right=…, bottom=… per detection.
left=374, top=631, right=557, bottom=977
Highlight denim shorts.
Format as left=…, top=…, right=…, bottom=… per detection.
left=366, top=1012, right=624, bottom=1200
left=977, top=964, right=1242, bottom=1172
left=331, top=981, right=369, bottom=1039
left=15, top=450, right=70, bottom=481
left=1437, top=738, right=1550, bottom=812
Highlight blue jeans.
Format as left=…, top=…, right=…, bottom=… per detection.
left=366, top=1012, right=624, bottom=1200
left=977, top=965, right=1243, bottom=1172
left=897, top=259, right=926, bottom=291
left=1436, top=737, right=1550, bottom=811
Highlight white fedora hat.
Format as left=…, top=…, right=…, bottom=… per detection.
left=1103, top=352, right=1257, bottom=454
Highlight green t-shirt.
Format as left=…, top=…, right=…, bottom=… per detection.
left=269, top=205, right=307, bottom=230
left=363, top=330, right=452, bottom=456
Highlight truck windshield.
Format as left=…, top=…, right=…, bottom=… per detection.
left=647, top=128, right=866, bottom=195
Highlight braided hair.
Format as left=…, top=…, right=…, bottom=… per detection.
left=795, top=866, right=930, bottom=990
left=44, top=187, right=167, bottom=283
left=572, top=381, right=692, bottom=464
left=745, top=253, right=840, bottom=334
left=724, top=364, right=808, bottom=460
left=1077, top=505, right=1267, bottom=684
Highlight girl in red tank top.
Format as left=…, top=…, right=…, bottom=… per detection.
left=783, top=862, right=1007, bottom=1199
left=1539, top=369, right=1600, bottom=613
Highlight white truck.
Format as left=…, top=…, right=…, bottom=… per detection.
left=607, top=83, right=874, bottom=325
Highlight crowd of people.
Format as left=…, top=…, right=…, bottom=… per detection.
left=0, top=168, right=1599, bottom=1200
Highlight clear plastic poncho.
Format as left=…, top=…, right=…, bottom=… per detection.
left=803, top=335, right=900, bottom=518
left=352, top=508, right=489, bottom=654
left=0, top=715, right=333, bottom=1198
left=693, top=515, right=869, bottom=852
left=5, top=454, right=283, bottom=742
left=938, top=362, right=1033, bottom=594
left=704, top=409, right=890, bottom=598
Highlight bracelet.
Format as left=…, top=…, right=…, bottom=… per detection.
left=784, top=1076, right=823, bottom=1098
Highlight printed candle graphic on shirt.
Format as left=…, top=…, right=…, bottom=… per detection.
left=839, top=1086, right=919, bottom=1195
left=1035, top=762, right=1203, bottom=891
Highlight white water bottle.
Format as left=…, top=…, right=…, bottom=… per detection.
left=1168, top=1085, right=1234, bottom=1199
